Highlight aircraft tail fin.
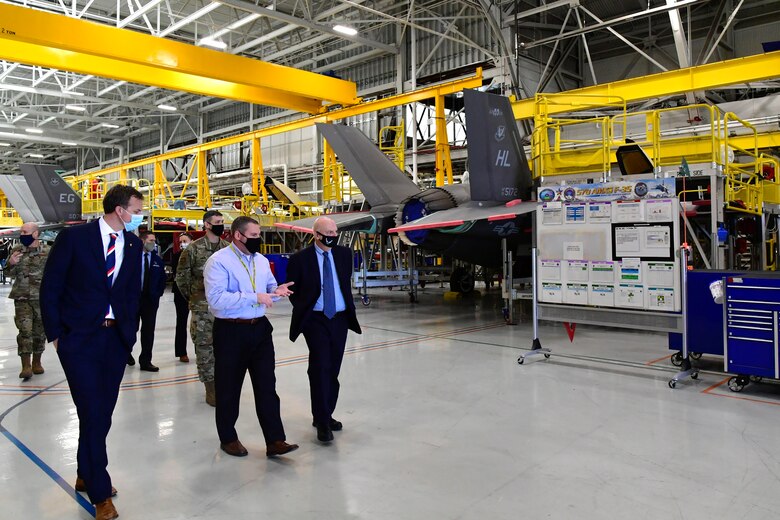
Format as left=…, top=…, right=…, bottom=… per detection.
left=463, top=89, right=533, bottom=203
left=316, top=123, right=419, bottom=209
left=19, top=164, right=82, bottom=222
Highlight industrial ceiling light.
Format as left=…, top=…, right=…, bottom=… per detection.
left=157, top=104, right=177, bottom=111
left=63, top=141, right=78, bottom=146
left=200, top=37, right=228, bottom=49
left=0, top=142, right=10, bottom=147
left=66, top=91, right=85, bottom=97
left=28, top=153, right=45, bottom=158
left=333, top=25, right=358, bottom=36
left=65, top=104, right=87, bottom=112
left=201, top=13, right=261, bottom=43
left=158, top=1, right=221, bottom=37
left=101, top=123, right=120, bottom=129
left=25, top=128, right=43, bottom=134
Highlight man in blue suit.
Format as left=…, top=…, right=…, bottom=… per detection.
left=128, top=231, right=167, bottom=371
left=40, top=184, right=144, bottom=520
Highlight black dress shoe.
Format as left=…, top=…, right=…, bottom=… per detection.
left=313, top=418, right=343, bottom=432
left=139, top=364, right=159, bottom=372
left=220, top=439, right=248, bottom=457
left=317, top=426, right=334, bottom=443
left=126, top=355, right=135, bottom=366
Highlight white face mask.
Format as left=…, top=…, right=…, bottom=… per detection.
left=180, top=242, right=190, bottom=250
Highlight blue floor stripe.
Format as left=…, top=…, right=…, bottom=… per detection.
left=0, top=378, right=95, bottom=516
left=0, top=427, right=94, bottom=515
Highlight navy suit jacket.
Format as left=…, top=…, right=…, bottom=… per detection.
left=40, top=220, right=143, bottom=350
left=141, top=250, right=167, bottom=302
left=286, top=244, right=361, bottom=342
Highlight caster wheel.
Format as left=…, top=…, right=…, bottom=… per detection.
left=362, top=296, right=371, bottom=306
left=668, top=380, right=677, bottom=389
left=690, top=352, right=703, bottom=360
left=691, top=371, right=699, bottom=380
left=749, top=375, right=763, bottom=383
left=728, top=377, right=745, bottom=393
left=409, top=293, right=417, bottom=303
left=517, top=357, right=525, bottom=365
left=670, top=352, right=683, bottom=367
left=544, top=353, right=551, bottom=359
left=419, top=280, right=426, bottom=289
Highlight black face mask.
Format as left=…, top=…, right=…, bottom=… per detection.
left=20, top=235, right=35, bottom=247
left=241, top=234, right=262, bottom=254
left=318, top=233, right=338, bottom=248
left=209, top=224, right=224, bottom=236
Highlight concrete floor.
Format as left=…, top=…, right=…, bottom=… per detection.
left=1, top=282, right=780, bottom=519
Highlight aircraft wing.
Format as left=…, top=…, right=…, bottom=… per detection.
left=388, top=200, right=537, bottom=233
left=275, top=211, right=378, bottom=233
left=316, top=123, right=419, bottom=207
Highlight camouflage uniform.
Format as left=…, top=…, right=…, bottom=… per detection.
left=7, top=244, right=50, bottom=356
left=175, top=236, right=228, bottom=383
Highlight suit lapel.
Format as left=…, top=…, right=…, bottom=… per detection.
left=113, top=231, right=136, bottom=287
left=90, top=220, right=106, bottom=267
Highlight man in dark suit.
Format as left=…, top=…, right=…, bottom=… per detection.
left=286, top=216, right=361, bottom=443
left=128, top=231, right=167, bottom=371
left=40, top=184, right=144, bottom=520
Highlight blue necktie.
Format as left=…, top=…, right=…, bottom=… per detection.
left=105, top=233, right=117, bottom=317
left=322, top=251, right=336, bottom=319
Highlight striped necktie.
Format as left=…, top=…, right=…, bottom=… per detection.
left=106, top=233, right=117, bottom=318
left=106, top=232, right=117, bottom=287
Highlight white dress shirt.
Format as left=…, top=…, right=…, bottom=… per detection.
left=203, top=244, right=279, bottom=319
left=99, top=216, right=124, bottom=319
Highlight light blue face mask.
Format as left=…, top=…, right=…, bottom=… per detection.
left=122, top=208, right=144, bottom=232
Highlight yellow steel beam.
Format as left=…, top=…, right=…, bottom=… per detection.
left=76, top=70, right=484, bottom=181
left=0, top=3, right=358, bottom=113
left=512, top=51, right=780, bottom=120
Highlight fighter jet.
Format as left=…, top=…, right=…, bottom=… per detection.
left=0, top=163, right=83, bottom=237
left=275, top=89, right=537, bottom=270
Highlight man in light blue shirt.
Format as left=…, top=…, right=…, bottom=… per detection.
left=203, top=216, right=298, bottom=458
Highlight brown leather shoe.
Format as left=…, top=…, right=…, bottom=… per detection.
left=74, top=477, right=117, bottom=497
left=220, top=439, right=248, bottom=457
left=179, top=355, right=189, bottom=363
left=94, top=498, right=118, bottom=520
left=266, top=440, right=299, bottom=457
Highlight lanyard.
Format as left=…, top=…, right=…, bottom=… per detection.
left=230, top=244, right=256, bottom=292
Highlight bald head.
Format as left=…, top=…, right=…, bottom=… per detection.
left=20, top=222, right=39, bottom=235
left=19, top=222, right=40, bottom=248
left=313, top=216, right=338, bottom=251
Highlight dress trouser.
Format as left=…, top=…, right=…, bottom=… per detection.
left=172, top=283, right=189, bottom=357
left=57, top=325, right=127, bottom=504
left=138, top=295, right=159, bottom=367
left=302, top=312, right=348, bottom=426
left=213, top=317, right=285, bottom=445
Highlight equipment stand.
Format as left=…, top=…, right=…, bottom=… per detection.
left=502, top=238, right=515, bottom=324
left=668, top=246, right=699, bottom=388
left=518, top=247, right=551, bottom=364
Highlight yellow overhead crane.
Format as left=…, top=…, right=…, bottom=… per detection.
left=0, top=3, right=358, bottom=113
left=69, top=71, right=484, bottom=225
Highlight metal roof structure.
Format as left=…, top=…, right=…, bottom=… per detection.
left=0, top=0, right=777, bottom=174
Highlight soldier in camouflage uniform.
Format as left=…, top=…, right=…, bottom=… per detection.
left=7, top=222, right=50, bottom=380
left=175, top=210, right=228, bottom=406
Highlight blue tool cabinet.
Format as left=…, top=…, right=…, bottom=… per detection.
left=724, top=274, right=780, bottom=390
left=668, top=270, right=729, bottom=365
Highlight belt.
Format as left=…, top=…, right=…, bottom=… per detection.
left=101, top=319, right=117, bottom=328
left=217, top=317, right=264, bottom=325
